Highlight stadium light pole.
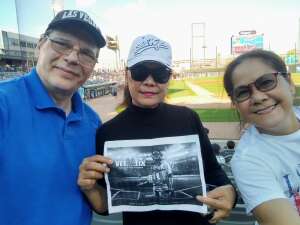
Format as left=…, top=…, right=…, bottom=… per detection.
left=106, top=35, right=120, bottom=71
left=191, top=22, right=206, bottom=68
left=52, top=0, right=64, bottom=17
left=14, top=0, right=26, bottom=70
left=202, top=22, right=206, bottom=63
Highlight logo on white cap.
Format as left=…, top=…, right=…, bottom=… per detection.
left=127, top=34, right=172, bottom=69
left=135, top=38, right=169, bottom=55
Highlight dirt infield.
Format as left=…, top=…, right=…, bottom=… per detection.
left=86, top=91, right=241, bottom=140
left=86, top=93, right=122, bottom=122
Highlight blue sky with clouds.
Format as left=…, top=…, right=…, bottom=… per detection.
left=1, top=0, right=299, bottom=67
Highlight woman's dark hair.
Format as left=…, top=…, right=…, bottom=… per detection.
left=119, top=68, right=132, bottom=108
left=223, top=49, right=288, bottom=99
left=121, top=84, right=132, bottom=108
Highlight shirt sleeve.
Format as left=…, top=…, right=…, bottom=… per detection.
left=231, top=154, right=286, bottom=214
left=191, top=110, right=232, bottom=187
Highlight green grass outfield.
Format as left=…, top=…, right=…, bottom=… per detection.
left=188, top=76, right=225, bottom=97
left=168, top=78, right=238, bottom=122
left=167, top=73, right=300, bottom=122
left=194, top=108, right=239, bottom=122
left=296, top=85, right=300, bottom=96
left=116, top=105, right=240, bottom=122
left=169, top=73, right=300, bottom=98
left=118, top=74, right=300, bottom=122
left=168, top=80, right=197, bottom=98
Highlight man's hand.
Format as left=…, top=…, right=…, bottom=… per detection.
left=77, top=155, right=113, bottom=191
left=196, top=184, right=236, bottom=224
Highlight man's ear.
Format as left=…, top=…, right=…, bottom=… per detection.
left=35, top=38, right=46, bottom=58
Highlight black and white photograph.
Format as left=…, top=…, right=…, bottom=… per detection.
left=104, top=135, right=208, bottom=214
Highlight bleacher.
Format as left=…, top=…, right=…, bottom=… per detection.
left=0, top=72, right=22, bottom=81
left=83, top=81, right=118, bottom=100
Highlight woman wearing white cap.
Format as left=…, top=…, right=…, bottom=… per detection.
left=78, top=34, right=236, bottom=225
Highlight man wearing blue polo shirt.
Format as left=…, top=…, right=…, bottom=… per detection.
left=0, top=10, right=106, bottom=225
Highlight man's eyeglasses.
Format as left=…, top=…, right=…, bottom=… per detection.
left=129, top=64, right=171, bottom=84
left=232, top=72, right=289, bottom=103
left=45, top=35, right=98, bottom=68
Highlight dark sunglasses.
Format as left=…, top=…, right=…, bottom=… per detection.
left=129, top=65, right=171, bottom=84
left=232, top=72, right=289, bottom=103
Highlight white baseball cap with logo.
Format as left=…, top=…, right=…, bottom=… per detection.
left=127, top=34, right=172, bottom=69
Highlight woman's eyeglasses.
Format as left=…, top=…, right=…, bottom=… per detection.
left=232, top=72, right=290, bottom=103
left=129, top=64, right=172, bottom=84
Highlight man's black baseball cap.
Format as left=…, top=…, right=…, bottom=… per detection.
left=46, top=10, right=106, bottom=48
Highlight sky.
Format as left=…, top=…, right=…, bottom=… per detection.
left=0, top=0, right=299, bottom=68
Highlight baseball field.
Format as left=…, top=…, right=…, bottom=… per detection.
left=167, top=73, right=300, bottom=122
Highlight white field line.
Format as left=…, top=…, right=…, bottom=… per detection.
left=167, top=81, right=230, bottom=104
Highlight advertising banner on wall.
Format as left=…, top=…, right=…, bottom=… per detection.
left=231, top=31, right=263, bottom=55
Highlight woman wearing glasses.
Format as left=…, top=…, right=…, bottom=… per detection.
left=223, top=49, right=300, bottom=225
left=78, top=34, right=236, bottom=225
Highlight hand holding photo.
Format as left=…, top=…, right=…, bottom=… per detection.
left=103, top=135, right=208, bottom=214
